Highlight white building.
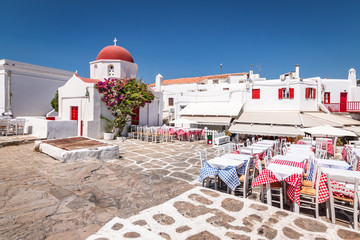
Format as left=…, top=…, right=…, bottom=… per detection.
left=25, top=41, right=162, bottom=139
left=150, top=65, right=360, bottom=137
left=0, top=59, right=73, bottom=117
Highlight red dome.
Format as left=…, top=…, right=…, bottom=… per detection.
left=96, top=45, right=134, bottom=63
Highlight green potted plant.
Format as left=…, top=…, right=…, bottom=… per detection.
left=101, top=115, right=115, bottom=140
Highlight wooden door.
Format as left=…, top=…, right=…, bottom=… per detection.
left=71, top=106, right=78, bottom=121
left=340, top=92, right=347, bottom=112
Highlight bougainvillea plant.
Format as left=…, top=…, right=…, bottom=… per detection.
left=96, top=78, right=155, bottom=133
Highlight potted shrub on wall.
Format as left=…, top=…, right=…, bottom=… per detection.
left=101, top=115, right=115, bottom=140
left=96, top=78, right=155, bottom=138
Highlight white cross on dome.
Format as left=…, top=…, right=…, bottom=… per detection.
left=113, top=38, right=117, bottom=46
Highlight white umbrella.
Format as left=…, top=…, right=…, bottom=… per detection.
left=302, top=125, right=357, bottom=137
left=169, top=118, right=197, bottom=124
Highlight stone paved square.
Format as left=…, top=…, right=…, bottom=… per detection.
left=0, top=138, right=360, bottom=240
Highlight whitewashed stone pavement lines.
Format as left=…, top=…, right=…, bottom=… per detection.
left=88, top=186, right=360, bottom=240
left=88, top=139, right=360, bottom=240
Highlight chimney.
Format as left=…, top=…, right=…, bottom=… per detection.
left=155, top=74, right=163, bottom=90
left=295, top=64, right=300, bottom=79
left=348, top=68, right=357, bottom=88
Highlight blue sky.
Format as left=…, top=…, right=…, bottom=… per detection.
left=1, top=0, right=359, bottom=83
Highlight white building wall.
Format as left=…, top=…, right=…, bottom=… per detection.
left=0, top=59, right=73, bottom=117
left=321, top=79, right=351, bottom=103
left=90, top=60, right=138, bottom=80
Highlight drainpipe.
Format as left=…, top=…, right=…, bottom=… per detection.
left=7, top=70, right=12, bottom=114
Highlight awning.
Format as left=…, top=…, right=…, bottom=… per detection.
left=229, top=124, right=304, bottom=137
left=169, top=118, right=197, bottom=124
left=343, top=126, right=360, bottom=136
left=234, top=111, right=302, bottom=126
left=182, top=116, right=232, bottom=125
left=302, top=125, right=357, bottom=137
left=301, top=113, right=343, bottom=127
left=304, top=112, right=360, bottom=126
left=179, top=102, right=243, bottom=117
left=234, top=111, right=350, bottom=128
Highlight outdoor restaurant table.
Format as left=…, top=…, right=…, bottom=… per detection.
left=207, top=157, right=246, bottom=169
left=316, top=158, right=352, bottom=170
left=316, top=138, right=334, bottom=155
left=272, top=154, right=309, bottom=163
left=317, top=168, right=360, bottom=203
left=199, top=155, right=252, bottom=191
left=322, top=168, right=360, bottom=179
left=252, top=160, right=305, bottom=208
left=222, top=153, right=251, bottom=161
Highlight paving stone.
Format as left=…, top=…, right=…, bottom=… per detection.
left=170, top=172, right=195, bottom=182
left=132, top=220, right=147, bottom=226
left=257, top=225, right=278, bottom=239
left=153, top=213, right=175, bottom=225
left=200, top=189, right=220, bottom=197
left=206, top=209, right=236, bottom=228
left=49, top=188, right=73, bottom=200
left=188, top=193, right=213, bottom=205
left=159, top=232, right=171, bottom=239
left=225, top=232, right=251, bottom=240
left=229, top=226, right=252, bottom=233
left=123, top=232, right=141, bottom=238
left=337, top=228, right=360, bottom=240
left=282, top=227, right=303, bottom=239
left=242, top=214, right=263, bottom=227
left=275, top=211, right=289, bottom=217
left=186, top=230, right=221, bottom=240
left=176, top=225, right=191, bottom=233
left=221, top=198, right=244, bottom=212
left=111, top=223, right=123, bottom=230
left=173, top=201, right=211, bottom=218
left=250, top=203, right=268, bottom=211
left=294, top=217, right=327, bottom=232
left=267, top=218, right=278, bottom=224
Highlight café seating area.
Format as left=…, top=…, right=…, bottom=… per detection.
left=199, top=137, right=360, bottom=230
left=0, top=118, right=26, bottom=136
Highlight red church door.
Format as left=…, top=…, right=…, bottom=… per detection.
left=71, top=106, right=78, bottom=120
left=340, top=92, right=347, bottom=112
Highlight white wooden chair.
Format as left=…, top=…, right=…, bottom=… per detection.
left=217, top=145, right=226, bottom=157
left=299, top=168, right=322, bottom=218
left=0, top=120, right=10, bottom=136
left=302, top=157, right=318, bottom=188
left=228, top=156, right=256, bottom=198
left=200, top=149, right=218, bottom=190
left=281, top=144, right=288, bottom=155
left=327, top=173, right=359, bottom=230
left=236, top=143, right=245, bottom=149
left=257, top=157, right=284, bottom=209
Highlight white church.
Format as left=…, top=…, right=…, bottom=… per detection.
left=24, top=40, right=163, bottom=139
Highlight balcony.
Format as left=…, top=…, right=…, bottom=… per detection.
left=324, top=101, right=360, bottom=113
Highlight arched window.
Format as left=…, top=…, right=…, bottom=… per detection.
left=108, top=65, right=115, bottom=76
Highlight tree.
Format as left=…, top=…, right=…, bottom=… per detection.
left=96, top=78, right=155, bottom=133
left=50, top=91, right=58, bottom=112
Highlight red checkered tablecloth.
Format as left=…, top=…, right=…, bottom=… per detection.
left=270, top=159, right=305, bottom=169
left=316, top=173, right=330, bottom=203
left=252, top=168, right=303, bottom=205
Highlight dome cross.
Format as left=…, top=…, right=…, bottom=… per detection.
left=113, top=38, right=117, bottom=46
